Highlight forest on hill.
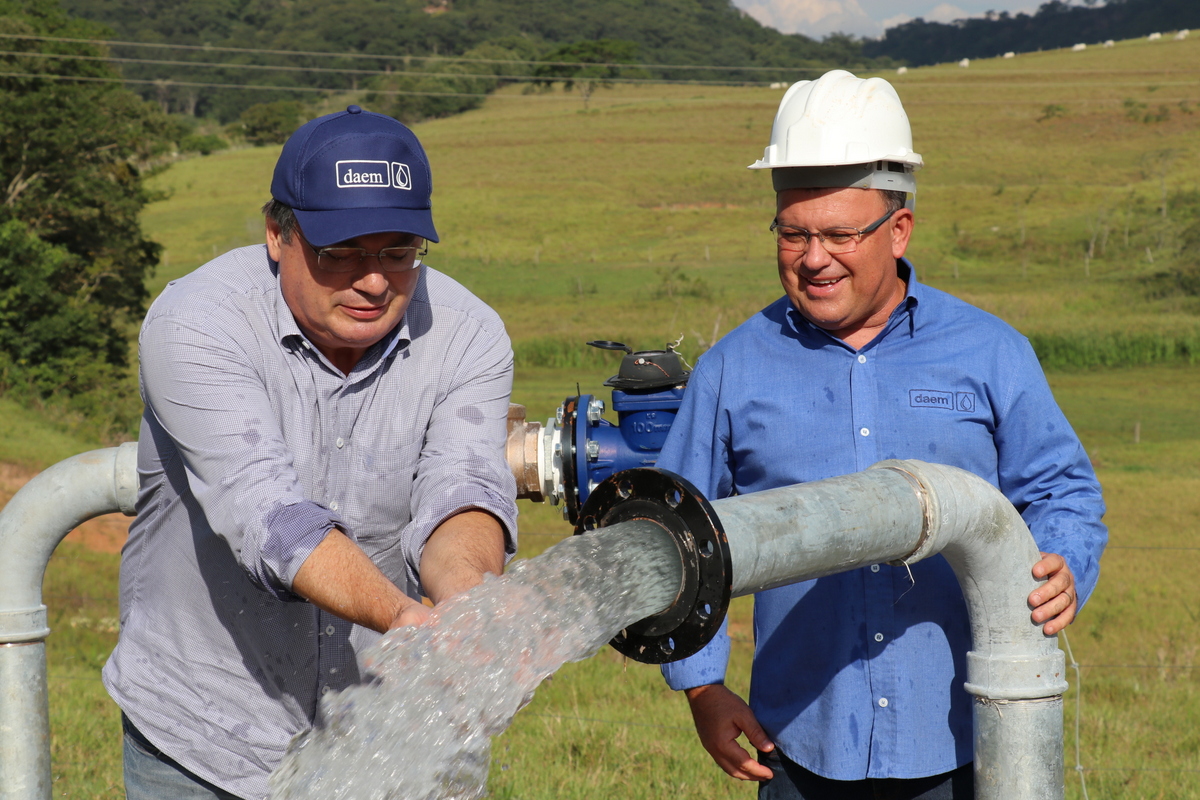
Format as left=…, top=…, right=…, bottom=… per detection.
left=867, top=0, right=1200, bottom=66
left=58, top=0, right=871, bottom=123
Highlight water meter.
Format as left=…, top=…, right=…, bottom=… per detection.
left=507, top=340, right=690, bottom=523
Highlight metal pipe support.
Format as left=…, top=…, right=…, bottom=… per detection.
left=0, top=444, right=138, bottom=800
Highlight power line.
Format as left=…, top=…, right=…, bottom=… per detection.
left=0, top=33, right=840, bottom=74
left=0, top=70, right=546, bottom=99
left=0, top=50, right=773, bottom=87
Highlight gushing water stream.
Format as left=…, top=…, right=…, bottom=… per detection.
left=269, top=521, right=682, bottom=800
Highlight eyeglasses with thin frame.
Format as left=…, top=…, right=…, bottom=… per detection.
left=302, top=237, right=429, bottom=273
left=770, top=208, right=898, bottom=255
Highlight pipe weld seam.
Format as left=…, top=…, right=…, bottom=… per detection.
left=872, top=463, right=933, bottom=566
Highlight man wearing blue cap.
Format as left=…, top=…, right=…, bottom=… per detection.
left=103, top=106, right=517, bottom=799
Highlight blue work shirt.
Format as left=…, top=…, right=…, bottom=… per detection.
left=659, top=259, right=1106, bottom=780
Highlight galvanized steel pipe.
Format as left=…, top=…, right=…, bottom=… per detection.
left=0, top=444, right=138, bottom=800
left=705, top=459, right=1067, bottom=800
left=5, top=447, right=1066, bottom=800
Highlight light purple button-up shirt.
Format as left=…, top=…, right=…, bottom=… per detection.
left=103, top=244, right=517, bottom=799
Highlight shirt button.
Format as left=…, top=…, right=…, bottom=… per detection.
left=336, top=437, right=345, bottom=449
left=878, top=697, right=889, bottom=708
left=870, top=564, right=880, bottom=573
left=329, top=501, right=339, bottom=511
left=860, top=427, right=870, bottom=437
left=857, top=354, right=867, bottom=363
left=874, top=633, right=884, bottom=642
left=322, top=685, right=331, bottom=695
left=325, top=625, right=335, bottom=636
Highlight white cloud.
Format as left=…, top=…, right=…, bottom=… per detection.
left=880, top=12, right=913, bottom=29
left=736, top=0, right=883, bottom=38
left=731, top=0, right=1048, bottom=38
left=925, top=3, right=971, bottom=23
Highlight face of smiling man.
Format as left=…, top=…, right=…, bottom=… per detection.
left=775, top=186, right=914, bottom=351
left=267, top=219, right=422, bottom=374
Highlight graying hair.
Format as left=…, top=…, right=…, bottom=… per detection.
left=880, top=190, right=907, bottom=215
left=262, top=199, right=298, bottom=244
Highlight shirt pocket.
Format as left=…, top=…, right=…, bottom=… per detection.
left=347, top=439, right=422, bottom=553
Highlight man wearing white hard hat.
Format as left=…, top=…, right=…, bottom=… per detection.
left=657, top=71, right=1106, bottom=798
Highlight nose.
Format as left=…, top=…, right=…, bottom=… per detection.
left=801, top=236, right=833, bottom=270
left=351, top=258, right=391, bottom=296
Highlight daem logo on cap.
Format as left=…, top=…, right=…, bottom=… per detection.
left=336, top=160, right=413, bottom=190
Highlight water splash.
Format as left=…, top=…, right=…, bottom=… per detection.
left=270, top=521, right=681, bottom=800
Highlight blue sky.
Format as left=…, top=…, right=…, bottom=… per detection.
left=730, top=0, right=1045, bottom=39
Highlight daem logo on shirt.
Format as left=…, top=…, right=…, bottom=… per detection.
left=335, top=160, right=413, bottom=190
left=909, top=389, right=977, bottom=412
left=910, top=390, right=953, bottom=409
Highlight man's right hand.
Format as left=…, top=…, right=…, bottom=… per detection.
left=683, top=683, right=775, bottom=781
left=389, top=600, right=432, bottom=629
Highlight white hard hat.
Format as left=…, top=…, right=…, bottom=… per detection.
left=750, top=69, right=922, bottom=197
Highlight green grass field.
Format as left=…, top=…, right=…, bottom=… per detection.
left=21, top=33, right=1200, bottom=799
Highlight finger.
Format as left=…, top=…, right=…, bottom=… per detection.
left=715, top=743, right=774, bottom=781
left=1029, top=560, right=1074, bottom=607
left=1034, top=589, right=1078, bottom=634
left=1032, top=586, right=1074, bottom=620
left=1041, top=599, right=1077, bottom=635
left=740, top=717, right=775, bottom=754
left=1031, top=552, right=1065, bottom=580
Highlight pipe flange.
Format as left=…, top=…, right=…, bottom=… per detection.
left=575, top=468, right=732, bottom=664
left=560, top=396, right=582, bottom=524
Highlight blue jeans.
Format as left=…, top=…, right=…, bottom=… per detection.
left=122, top=714, right=244, bottom=800
left=758, top=750, right=974, bottom=800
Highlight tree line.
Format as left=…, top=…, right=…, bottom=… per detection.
left=866, top=0, right=1200, bottom=66
left=0, top=0, right=872, bottom=437
left=58, top=0, right=873, bottom=125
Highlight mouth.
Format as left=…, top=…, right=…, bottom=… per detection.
left=804, top=275, right=845, bottom=295
left=340, top=303, right=388, bottom=321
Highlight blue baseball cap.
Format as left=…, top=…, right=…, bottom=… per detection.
left=269, top=105, right=439, bottom=247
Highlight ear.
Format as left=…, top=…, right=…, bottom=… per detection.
left=890, top=208, right=914, bottom=259
left=265, top=217, right=285, bottom=262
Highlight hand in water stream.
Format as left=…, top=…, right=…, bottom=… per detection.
left=389, top=599, right=432, bottom=629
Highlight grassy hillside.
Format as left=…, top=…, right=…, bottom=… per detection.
left=30, top=35, right=1200, bottom=799
left=143, top=33, right=1200, bottom=390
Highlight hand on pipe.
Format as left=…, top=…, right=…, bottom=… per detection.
left=1029, top=551, right=1077, bottom=636
left=683, top=683, right=775, bottom=781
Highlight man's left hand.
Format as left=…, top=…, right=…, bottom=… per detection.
left=1028, top=552, right=1076, bottom=636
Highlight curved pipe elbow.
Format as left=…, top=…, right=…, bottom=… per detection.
left=0, top=443, right=137, bottom=643
left=874, top=460, right=1068, bottom=700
